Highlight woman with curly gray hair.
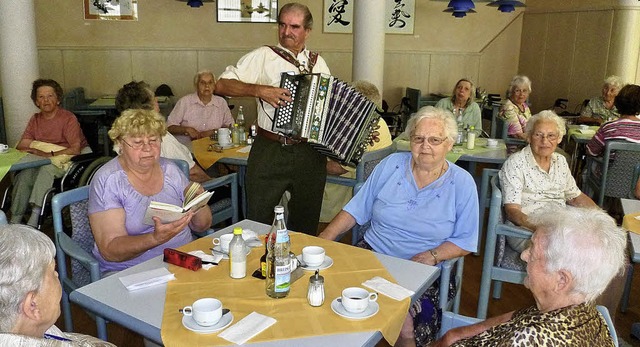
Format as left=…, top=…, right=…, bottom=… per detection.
left=434, top=206, right=626, bottom=346
left=0, top=224, right=114, bottom=346
left=499, top=75, right=532, bottom=140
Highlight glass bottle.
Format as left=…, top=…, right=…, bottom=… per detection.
left=232, top=123, right=240, bottom=146
left=260, top=233, right=274, bottom=279
left=307, top=270, right=325, bottom=307
left=266, top=206, right=291, bottom=298
left=237, top=106, right=247, bottom=145
left=466, top=126, right=476, bottom=150
left=229, top=227, right=246, bottom=279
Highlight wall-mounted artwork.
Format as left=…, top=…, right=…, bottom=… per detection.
left=84, top=0, right=138, bottom=20
left=217, top=0, right=278, bottom=23
left=323, top=0, right=415, bottom=35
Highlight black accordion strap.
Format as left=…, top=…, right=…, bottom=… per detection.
left=267, top=45, right=318, bottom=73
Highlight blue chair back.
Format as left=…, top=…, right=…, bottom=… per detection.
left=584, top=140, right=640, bottom=206
left=169, top=158, right=190, bottom=178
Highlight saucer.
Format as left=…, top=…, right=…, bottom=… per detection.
left=211, top=245, right=250, bottom=260
left=484, top=145, right=498, bottom=149
left=216, top=143, right=234, bottom=150
left=182, top=312, right=233, bottom=334
left=330, top=297, right=379, bottom=320
left=297, top=255, right=334, bottom=271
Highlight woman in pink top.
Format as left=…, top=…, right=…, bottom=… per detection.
left=499, top=75, right=532, bottom=140
left=10, top=79, right=89, bottom=226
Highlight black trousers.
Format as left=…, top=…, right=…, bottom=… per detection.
left=246, top=135, right=326, bottom=235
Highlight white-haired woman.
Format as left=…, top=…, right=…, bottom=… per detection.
left=319, top=106, right=479, bottom=346
left=167, top=70, right=234, bottom=140
left=578, top=75, right=624, bottom=125
left=499, top=75, right=532, bottom=140
left=0, top=224, right=114, bottom=346
left=433, top=206, right=626, bottom=346
left=499, top=110, right=596, bottom=252
left=435, top=78, right=482, bottom=130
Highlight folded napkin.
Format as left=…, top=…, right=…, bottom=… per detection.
left=187, top=250, right=223, bottom=270
left=362, top=276, right=415, bottom=301
left=119, top=268, right=175, bottom=291
left=218, top=311, right=277, bottom=345
left=623, top=213, right=640, bottom=235
left=237, top=145, right=252, bottom=153
left=29, top=141, right=72, bottom=170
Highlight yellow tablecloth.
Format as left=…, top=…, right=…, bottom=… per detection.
left=0, top=149, right=27, bottom=182
left=394, top=138, right=505, bottom=163
left=161, top=233, right=410, bottom=346
left=192, top=137, right=250, bottom=169
left=623, top=212, right=640, bottom=235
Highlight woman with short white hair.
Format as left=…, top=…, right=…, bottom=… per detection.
left=579, top=75, right=625, bottom=125
left=434, top=206, right=626, bottom=346
left=0, top=224, right=114, bottom=346
left=499, top=75, right=533, bottom=140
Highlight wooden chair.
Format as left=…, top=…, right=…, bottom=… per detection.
left=477, top=175, right=531, bottom=319
left=583, top=140, right=640, bottom=206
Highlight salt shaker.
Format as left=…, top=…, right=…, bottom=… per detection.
left=307, top=270, right=325, bottom=307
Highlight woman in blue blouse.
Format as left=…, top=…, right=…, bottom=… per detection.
left=319, top=106, right=479, bottom=347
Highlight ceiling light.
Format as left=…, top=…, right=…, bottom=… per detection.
left=487, top=0, right=525, bottom=13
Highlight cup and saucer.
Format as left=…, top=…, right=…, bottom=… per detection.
left=331, top=287, right=379, bottom=320
left=297, top=246, right=333, bottom=271
left=181, top=298, right=234, bottom=334
left=182, top=312, right=234, bottom=333
left=485, top=139, right=499, bottom=148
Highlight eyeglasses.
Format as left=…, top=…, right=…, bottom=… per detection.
left=410, top=135, right=448, bottom=146
left=532, top=132, right=559, bottom=141
left=121, top=137, right=161, bottom=150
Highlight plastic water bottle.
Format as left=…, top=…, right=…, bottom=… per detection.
left=466, top=126, right=476, bottom=150
left=229, top=227, right=246, bottom=279
left=266, top=206, right=291, bottom=298
left=232, top=123, right=240, bottom=146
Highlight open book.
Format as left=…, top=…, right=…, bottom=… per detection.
left=143, top=182, right=213, bottom=225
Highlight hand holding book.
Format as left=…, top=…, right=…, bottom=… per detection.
left=143, top=182, right=214, bottom=225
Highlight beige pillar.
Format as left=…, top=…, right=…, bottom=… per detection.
left=0, top=0, right=39, bottom=145
left=352, top=0, right=386, bottom=93
left=607, top=4, right=640, bottom=83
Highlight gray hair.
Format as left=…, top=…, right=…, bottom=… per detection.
left=279, top=3, right=313, bottom=30
left=0, top=224, right=56, bottom=332
left=507, top=75, right=532, bottom=98
left=603, top=75, right=624, bottom=91
left=529, top=206, right=627, bottom=302
left=524, top=110, right=566, bottom=138
left=405, top=106, right=458, bottom=142
left=193, top=70, right=216, bottom=87
left=351, top=80, right=382, bottom=111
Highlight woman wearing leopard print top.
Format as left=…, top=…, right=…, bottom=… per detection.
left=432, top=206, right=625, bottom=347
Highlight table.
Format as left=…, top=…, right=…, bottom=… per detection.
left=70, top=220, right=439, bottom=346
left=1, top=150, right=51, bottom=182
left=621, top=198, right=640, bottom=339
left=565, top=125, right=598, bottom=176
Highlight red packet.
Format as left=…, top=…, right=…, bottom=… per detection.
left=163, top=248, right=202, bottom=271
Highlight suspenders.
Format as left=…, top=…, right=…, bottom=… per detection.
left=267, top=45, right=319, bottom=73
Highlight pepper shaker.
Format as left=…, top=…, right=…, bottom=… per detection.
left=307, top=269, right=325, bottom=307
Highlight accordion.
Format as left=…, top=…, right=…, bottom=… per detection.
left=272, top=72, right=379, bottom=166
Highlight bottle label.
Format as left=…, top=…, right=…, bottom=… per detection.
left=276, top=228, right=289, bottom=243
left=274, top=265, right=291, bottom=293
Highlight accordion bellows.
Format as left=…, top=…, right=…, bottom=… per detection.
left=272, top=72, right=380, bottom=166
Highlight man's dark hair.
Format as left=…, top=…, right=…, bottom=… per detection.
left=115, top=81, right=154, bottom=113
left=31, top=79, right=64, bottom=106
left=614, top=84, right=640, bottom=116
left=278, top=3, right=313, bottom=30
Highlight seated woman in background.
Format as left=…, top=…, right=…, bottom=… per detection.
left=578, top=75, right=624, bottom=125
left=499, top=110, right=596, bottom=253
left=586, top=84, right=640, bottom=157
left=167, top=70, right=234, bottom=142
left=499, top=75, right=532, bottom=140
left=89, top=109, right=211, bottom=275
left=433, top=206, right=626, bottom=347
left=10, top=78, right=90, bottom=226
left=319, top=106, right=478, bottom=346
left=0, top=224, right=115, bottom=346
left=435, top=78, right=482, bottom=130
left=320, top=80, right=393, bottom=224
left=116, top=81, right=211, bottom=183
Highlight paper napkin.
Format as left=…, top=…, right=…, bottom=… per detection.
left=218, top=311, right=277, bottom=345
left=119, top=268, right=175, bottom=291
left=188, top=250, right=223, bottom=270
left=362, top=276, right=415, bottom=301
left=237, top=146, right=252, bottom=153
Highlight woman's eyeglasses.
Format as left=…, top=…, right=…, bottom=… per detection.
left=410, top=136, right=447, bottom=146
left=532, top=132, right=559, bottom=141
left=121, top=138, right=161, bottom=150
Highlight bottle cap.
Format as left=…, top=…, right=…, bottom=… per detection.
left=274, top=205, right=284, bottom=213
left=234, top=123, right=238, bottom=126
left=233, top=227, right=243, bottom=235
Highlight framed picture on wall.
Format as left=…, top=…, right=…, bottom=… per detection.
left=323, top=0, right=415, bottom=34
left=217, top=0, right=278, bottom=23
left=84, top=0, right=138, bottom=20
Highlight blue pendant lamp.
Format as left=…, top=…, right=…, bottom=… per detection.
left=187, top=0, right=203, bottom=7
left=444, top=0, right=475, bottom=17
left=487, top=0, right=525, bottom=13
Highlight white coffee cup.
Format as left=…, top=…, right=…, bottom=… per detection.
left=340, top=287, right=378, bottom=313
left=302, top=246, right=325, bottom=267
left=0, top=144, right=8, bottom=153
left=486, top=139, right=498, bottom=148
left=212, top=233, right=234, bottom=253
left=182, top=298, right=222, bottom=326
left=217, top=128, right=231, bottom=146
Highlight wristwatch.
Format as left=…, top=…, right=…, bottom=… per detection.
left=429, top=249, right=439, bottom=264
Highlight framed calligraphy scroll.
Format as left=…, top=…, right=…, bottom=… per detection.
left=217, top=0, right=278, bottom=23
left=84, top=0, right=138, bottom=20
left=323, top=0, right=415, bottom=34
